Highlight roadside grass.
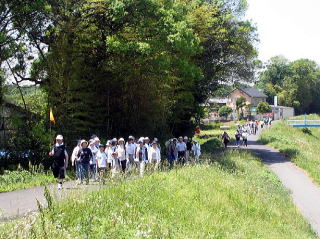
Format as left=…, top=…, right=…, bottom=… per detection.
left=0, top=170, right=74, bottom=193
left=260, top=114, right=320, bottom=184
left=195, top=122, right=238, bottom=152
left=0, top=150, right=316, bottom=239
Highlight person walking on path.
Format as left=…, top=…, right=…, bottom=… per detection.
left=71, top=140, right=81, bottom=182
left=235, top=130, right=241, bottom=147
left=96, top=144, right=107, bottom=183
left=77, top=140, right=93, bottom=184
left=135, top=138, right=148, bottom=176
left=89, top=139, right=98, bottom=181
left=242, top=130, right=248, bottom=147
left=117, top=138, right=126, bottom=173
left=221, top=131, right=230, bottom=148
left=148, top=141, right=161, bottom=171
left=184, top=136, right=192, bottom=163
left=49, top=135, right=69, bottom=189
left=176, top=136, right=187, bottom=164
left=191, top=140, right=201, bottom=162
left=126, top=136, right=136, bottom=173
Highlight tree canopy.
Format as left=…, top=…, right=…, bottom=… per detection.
left=256, top=56, right=320, bottom=115
left=1, top=0, right=258, bottom=145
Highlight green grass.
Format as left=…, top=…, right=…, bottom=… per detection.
left=195, top=122, right=238, bottom=152
left=0, top=150, right=316, bottom=239
left=0, top=170, right=56, bottom=193
left=0, top=170, right=74, bottom=193
left=260, top=114, right=320, bottom=184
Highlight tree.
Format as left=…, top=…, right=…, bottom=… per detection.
left=257, top=56, right=320, bottom=114
left=218, top=106, right=233, bottom=119
left=236, top=96, right=247, bottom=119
left=256, top=102, right=271, bottom=115
left=1, top=0, right=258, bottom=147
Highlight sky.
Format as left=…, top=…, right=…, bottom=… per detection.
left=245, top=0, right=320, bottom=64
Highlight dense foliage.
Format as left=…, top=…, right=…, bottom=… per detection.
left=218, top=105, right=233, bottom=118
left=256, top=102, right=271, bottom=115
left=1, top=0, right=257, bottom=153
left=257, top=56, right=320, bottom=114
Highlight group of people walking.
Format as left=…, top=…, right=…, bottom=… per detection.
left=221, top=118, right=272, bottom=148
left=49, top=134, right=201, bottom=189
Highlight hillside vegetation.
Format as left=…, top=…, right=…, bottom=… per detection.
left=0, top=150, right=316, bottom=239
left=260, top=114, right=320, bottom=184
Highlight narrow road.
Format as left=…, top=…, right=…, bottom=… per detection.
left=0, top=181, right=100, bottom=221
left=247, top=126, right=320, bottom=237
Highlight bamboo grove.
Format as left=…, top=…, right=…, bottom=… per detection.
left=1, top=0, right=257, bottom=142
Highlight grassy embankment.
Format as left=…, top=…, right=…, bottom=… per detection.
left=260, top=114, right=320, bottom=184
left=0, top=170, right=58, bottom=193
left=0, top=122, right=316, bottom=238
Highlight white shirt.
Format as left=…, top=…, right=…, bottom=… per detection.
left=89, top=145, right=99, bottom=164
left=192, top=144, right=201, bottom=157
left=71, top=146, right=80, bottom=164
left=105, top=147, right=114, bottom=163
left=96, top=151, right=107, bottom=168
left=176, top=142, right=187, bottom=152
left=148, top=147, right=161, bottom=163
left=116, top=145, right=126, bottom=161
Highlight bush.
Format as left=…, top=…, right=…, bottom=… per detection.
left=218, top=106, right=233, bottom=119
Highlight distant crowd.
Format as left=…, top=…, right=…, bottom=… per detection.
left=49, top=135, right=201, bottom=189
left=221, top=118, right=273, bottom=148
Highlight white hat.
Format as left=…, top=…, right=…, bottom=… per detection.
left=80, top=139, right=88, bottom=145
left=118, top=138, right=125, bottom=142
left=184, top=136, right=188, bottom=140
left=138, top=137, right=144, bottom=143
left=56, top=135, right=63, bottom=140
left=144, top=137, right=150, bottom=141
left=179, top=136, right=183, bottom=139
left=94, top=137, right=100, bottom=141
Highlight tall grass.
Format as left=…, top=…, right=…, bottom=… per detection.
left=0, top=150, right=316, bottom=239
left=260, top=114, right=320, bottom=184
left=0, top=170, right=56, bottom=193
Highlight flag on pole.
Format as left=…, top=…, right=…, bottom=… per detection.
left=50, top=108, right=56, bottom=124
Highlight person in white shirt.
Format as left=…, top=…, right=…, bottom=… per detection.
left=176, top=136, right=187, bottom=164
left=242, top=130, right=248, bottom=147
left=148, top=141, right=161, bottom=171
left=105, top=140, right=113, bottom=171
left=191, top=140, right=201, bottom=162
left=89, top=139, right=98, bottom=181
left=71, top=140, right=81, bottom=182
left=96, top=144, right=107, bottom=183
left=110, top=140, right=119, bottom=177
left=126, top=136, right=136, bottom=173
left=117, top=138, right=126, bottom=173
left=135, top=138, right=148, bottom=176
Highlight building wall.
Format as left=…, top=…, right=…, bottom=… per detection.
left=226, top=89, right=252, bottom=108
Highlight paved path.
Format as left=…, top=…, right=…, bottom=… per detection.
left=1, top=126, right=320, bottom=238
left=247, top=127, right=320, bottom=237
left=0, top=181, right=100, bottom=221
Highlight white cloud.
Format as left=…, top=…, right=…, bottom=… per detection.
left=246, top=0, right=320, bottom=64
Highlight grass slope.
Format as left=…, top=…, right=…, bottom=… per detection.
left=0, top=151, right=316, bottom=239
left=0, top=170, right=57, bottom=193
left=260, top=114, right=320, bottom=184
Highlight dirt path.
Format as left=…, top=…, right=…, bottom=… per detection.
left=247, top=126, right=320, bottom=237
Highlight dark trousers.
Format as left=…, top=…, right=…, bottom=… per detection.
left=178, top=151, right=185, bottom=164
left=120, top=160, right=126, bottom=172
